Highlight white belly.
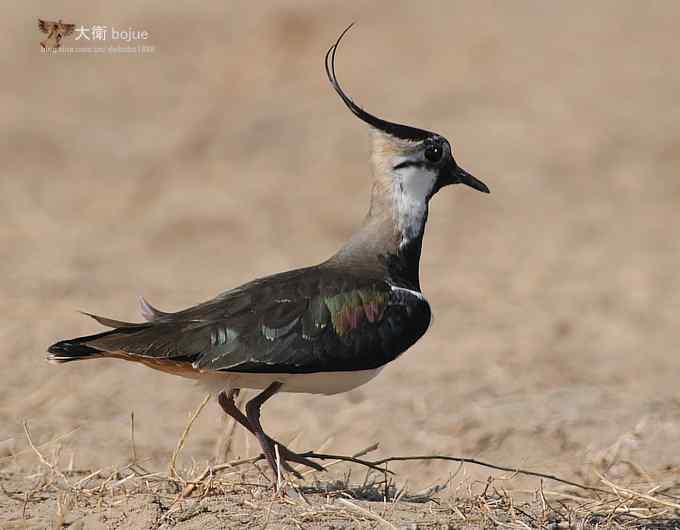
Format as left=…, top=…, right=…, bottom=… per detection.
left=197, top=367, right=383, bottom=396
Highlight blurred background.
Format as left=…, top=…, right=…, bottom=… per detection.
left=2, top=1, right=679, bottom=487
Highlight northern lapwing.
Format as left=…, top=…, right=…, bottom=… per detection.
left=48, top=25, right=490, bottom=481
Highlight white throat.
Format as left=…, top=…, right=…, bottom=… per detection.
left=391, top=165, right=436, bottom=247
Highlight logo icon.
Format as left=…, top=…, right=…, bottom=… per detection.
left=38, top=18, right=76, bottom=50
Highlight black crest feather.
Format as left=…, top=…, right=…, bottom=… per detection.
left=325, top=24, right=433, bottom=142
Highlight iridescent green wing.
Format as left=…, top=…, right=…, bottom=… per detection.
left=193, top=271, right=430, bottom=373
left=79, top=267, right=431, bottom=373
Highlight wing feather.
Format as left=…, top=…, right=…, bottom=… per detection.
left=38, top=19, right=51, bottom=34
left=76, top=267, right=430, bottom=373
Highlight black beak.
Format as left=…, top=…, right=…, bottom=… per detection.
left=457, top=166, right=490, bottom=194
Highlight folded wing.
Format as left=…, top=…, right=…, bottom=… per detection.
left=49, top=267, right=431, bottom=373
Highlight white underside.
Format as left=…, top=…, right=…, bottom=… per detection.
left=196, top=367, right=384, bottom=396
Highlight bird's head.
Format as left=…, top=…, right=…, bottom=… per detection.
left=325, top=25, right=489, bottom=215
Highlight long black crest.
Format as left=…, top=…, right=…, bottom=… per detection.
left=325, top=24, right=434, bottom=142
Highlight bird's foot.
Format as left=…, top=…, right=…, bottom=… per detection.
left=265, top=437, right=325, bottom=477
left=217, top=389, right=324, bottom=480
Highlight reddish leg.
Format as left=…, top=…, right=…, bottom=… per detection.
left=217, top=386, right=324, bottom=480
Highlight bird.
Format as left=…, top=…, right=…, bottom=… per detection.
left=47, top=25, right=490, bottom=482
left=38, top=18, right=75, bottom=50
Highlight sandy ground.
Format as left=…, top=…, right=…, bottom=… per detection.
left=2, top=1, right=680, bottom=527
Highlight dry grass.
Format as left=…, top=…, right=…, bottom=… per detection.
left=2, top=398, right=679, bottom=529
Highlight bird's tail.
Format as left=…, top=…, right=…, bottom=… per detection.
left=47, top=329, right=119, bottom=363
left=47, top=311, right=145, bottom=364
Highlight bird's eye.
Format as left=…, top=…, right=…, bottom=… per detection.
left=424, top=145, right=443, bottom=163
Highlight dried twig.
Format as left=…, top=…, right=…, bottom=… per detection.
left=298, top=445, right=389, bottom=474
left=178, top=455, right=265, bottom=498
left=1, top=426, right=80, bottom=465
left=130, top=411, right=137, bottom=465
left=275, top=443, right=283, bottom=492
left=336, top=498, right=398, bottom=529
left=598, top=473, right=680, bottom=511
left=23, top=421, right=69, bottom=487
left=170, top=394, right=211, bottom=479
left=298, top=451, right=608, bottom=494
